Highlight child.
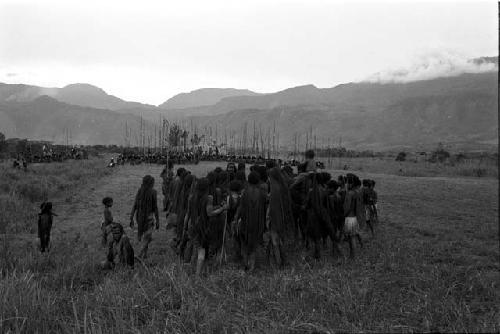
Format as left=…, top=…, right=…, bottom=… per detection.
left=101, top=196, right=134, bottom=268
left=343, top=174, right=363, bottom=258
left=38, top=201, right=57, bottom=252
left=104, top=220, right=134, bottom=268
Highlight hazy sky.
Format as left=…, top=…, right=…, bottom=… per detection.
left=0, top=0, right=497, bottom=105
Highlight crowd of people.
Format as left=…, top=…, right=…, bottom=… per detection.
left=104, top=149, right=377, bottom=274
left=38, top=149, right=378, bottom=275
left=112, top=149, right=309, bottom=168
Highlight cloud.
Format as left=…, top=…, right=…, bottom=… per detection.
left=364, top=50, right=498, bottom=84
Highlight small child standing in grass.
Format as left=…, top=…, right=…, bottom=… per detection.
left=38, top=201, right=57, bottom=253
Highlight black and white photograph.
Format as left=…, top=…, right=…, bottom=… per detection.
left=0, top=0, right=498, bottom=332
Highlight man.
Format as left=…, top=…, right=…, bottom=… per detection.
left=160, top=161, right=174, bottom=212
left=233, top=171, right=266, bottom=272
left=263, top=167, right=293, bottom=267
left=305, top=149, right=317, bottom=172
left=130, top=175, right=160, bottom=259
left=343, top=174, right=363, bottom=258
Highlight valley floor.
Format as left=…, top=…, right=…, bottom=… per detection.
left=1, top=161, right=498, bottom=333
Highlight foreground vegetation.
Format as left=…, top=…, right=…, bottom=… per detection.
left=0, top=162, right=498, bottom=333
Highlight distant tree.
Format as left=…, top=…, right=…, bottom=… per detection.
left=429, top=142, right=450, bottom=163
left=168, top=124, right=181, bottom=148
left=395, top=151, right=406, bottom=162
left=181, top=130, right=189, bottom=151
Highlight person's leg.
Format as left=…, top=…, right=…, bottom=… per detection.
left=271, top=232, right=282, bottom=267
left=248, top=250, right=256, bottom=272
left=196, top=247, right=206, bottom=276
left=139, top=229, right=153, bottom=259
left=356, top=233, right=363, bottom=248
left=348, top=236, right=355, bottom=259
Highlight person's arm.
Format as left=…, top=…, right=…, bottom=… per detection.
left=207, top=195, right=227, bottom=217
left=130, top=193, right=137, bottom=227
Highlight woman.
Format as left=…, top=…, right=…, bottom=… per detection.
left=264, top=167, right=294, bottom=267
left=130, top=175, right=160, bottom=259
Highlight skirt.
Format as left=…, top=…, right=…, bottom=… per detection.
left=344, top=217, right=359, bottom=236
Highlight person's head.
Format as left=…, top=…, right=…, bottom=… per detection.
left=371, top=180, right=376, bottom=189
left=142, top=175, right=155, bottom=188
left=217, top=171, right=228, bottom=187
left=40, top=201, right=53, bottom=213
left=248, top=171, right=260, bottom=185
left=167, top=160, right=174, bottom=170
left=345, top=173, right=357, bottom=190
left=282, top=165, right=293, bottom=177
left=184, top=174, right=195, bottom=189
left=265, top=160, right=276, bottom=170
left=362, top=179, right=371, bottom=188
left=353, top=176, right=361, bottom=189
left=305, top=149, right=315, bottom=160
left=237, top=162, right=246, bottom=172
left=207, top=171, right=217, bottom=186
left=102, top=196, right=113, bottom=208
left=214, top=167, right=223, bottom=174
left=195, top=177, right=209, bottom=195
left=337, top=175, right=345, bottom=187
left=176, top=167, right=186, bottom=177
left=327, top=180, right=339, bottom=192
left=226, top=162, right=236, bottom=173
left=257, top=165, right=268, bottom=183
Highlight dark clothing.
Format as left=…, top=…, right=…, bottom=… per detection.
left=327, top=191, right=344, bottom=232
left=132, top=188, right=159, bottom=238
left=38, top=213, right=53, bottom=252
left=268, top=178, right=293, bottom=238
left=238, top=186, right=266, bottom=252
left=194, top=194, right=210, bottom=249
left=305, top=185, right=331, bottom=241
left=207, top=194, right=226, bottom=253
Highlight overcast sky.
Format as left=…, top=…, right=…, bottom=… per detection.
left=0, top=0, right=497, bottom=105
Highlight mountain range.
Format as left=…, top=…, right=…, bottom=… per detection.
left=0, top=56, right=497, bottom=151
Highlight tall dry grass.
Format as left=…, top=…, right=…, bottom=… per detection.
left=0, top=158, right=111, bottom=234
left=0, top=160, right=498, bottom=333
left=321, top=156, right=498, bottom=178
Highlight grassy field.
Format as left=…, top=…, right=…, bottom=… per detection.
left=318, top=156, right=498, bottom=179
left=0, top=161, right=498, bottom=333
